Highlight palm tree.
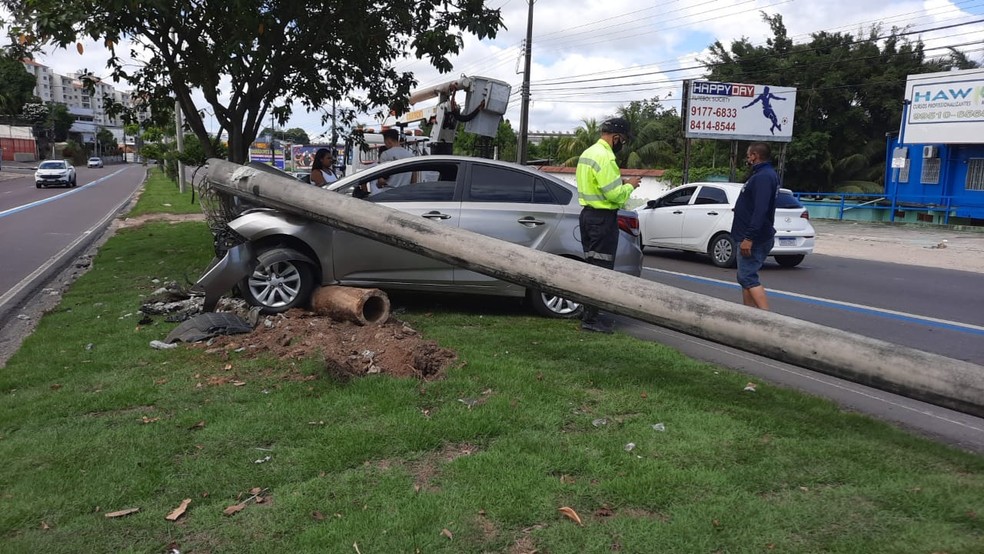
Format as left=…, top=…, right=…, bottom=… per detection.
left=557, top=119, right=600, bottom=166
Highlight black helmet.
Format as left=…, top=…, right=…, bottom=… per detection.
left=600, top=117, right=632, bottom=140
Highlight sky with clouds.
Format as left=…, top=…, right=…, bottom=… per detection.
left=3, top=0, right=983, bottom=139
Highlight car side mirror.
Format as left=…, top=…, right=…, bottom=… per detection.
left=645, top=200, right=658, bottom=209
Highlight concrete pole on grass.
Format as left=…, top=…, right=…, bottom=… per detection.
left=204, top=158, right=984, bottom=418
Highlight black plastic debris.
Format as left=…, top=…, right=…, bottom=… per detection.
left=164, top=312, right=253, bottom=344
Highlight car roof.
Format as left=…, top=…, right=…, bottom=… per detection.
left=674, top=181, right=795, bottom=194
left=326, top=155, right=571, bottom=191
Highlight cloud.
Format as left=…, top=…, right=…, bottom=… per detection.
left=4, top=0, right=982, bottom=138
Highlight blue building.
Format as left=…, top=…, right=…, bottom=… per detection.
left=883, top=68, right=984, bottom=225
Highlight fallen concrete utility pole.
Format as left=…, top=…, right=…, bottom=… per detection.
left=205, top=159, right=984, bottom=418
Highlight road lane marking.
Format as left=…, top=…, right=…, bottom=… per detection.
left=642, top=266, right=984, bottom=336
left=0, top=169, right=128, bottom=220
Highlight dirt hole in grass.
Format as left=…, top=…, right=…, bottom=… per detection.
left=198, top=308, right=457, bottom=382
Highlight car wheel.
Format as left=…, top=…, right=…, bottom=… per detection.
left=240, top=256, right=316, bottom=314
left=527, top=288, right=583, bottom=319
left=709, top=233, right=737, bottom=268
left=774, top=254, right=805, bottom=268
left=70, top=178, right=77, bottom=187
left=36, top=182, right=42, bottom=189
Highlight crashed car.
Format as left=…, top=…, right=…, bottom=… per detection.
left=197, top=156, right=643, bottom=318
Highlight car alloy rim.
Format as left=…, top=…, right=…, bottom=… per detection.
left=540, top=292, right=581, bottom=315
left=247, top=261, right=302, bottom=307
left=714, top=238, right=732, bottom=263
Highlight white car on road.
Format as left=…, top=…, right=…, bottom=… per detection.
left=636, top=181, right=815, bottom=268
left=34, top=160, right=77, bottom=189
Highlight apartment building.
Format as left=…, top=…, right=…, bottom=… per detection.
left=21, top=58, right=136, bottom=146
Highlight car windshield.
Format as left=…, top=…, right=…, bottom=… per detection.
left=39, top=161, right=66, bottom=169
left=89, top=158, right=100, bottom=162
left=776, top=190, right=803, bottom=209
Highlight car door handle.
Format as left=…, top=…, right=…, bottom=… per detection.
left=672, top=210, right=683, bottom=215
left=706, top=211, right=719, bottom=216
left=422, top=211, right=451, bottom=220
left=517, top=217, right=546, bottom=226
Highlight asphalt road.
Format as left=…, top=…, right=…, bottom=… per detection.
left=624, top=248, right=984, bottom=453
left=639, top=250, right=984, bottom=363
left=0, top=163, right=146, bottom=318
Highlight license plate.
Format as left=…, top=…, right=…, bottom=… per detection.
left=778, top=237, right=795, bottom=246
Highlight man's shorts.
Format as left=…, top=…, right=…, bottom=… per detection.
left=736, top=237, right=774, bottom=289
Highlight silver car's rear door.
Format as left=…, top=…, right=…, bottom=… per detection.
left=329, top=161, right=462, bottom=286
left=454, top=163, right=570, bottom=288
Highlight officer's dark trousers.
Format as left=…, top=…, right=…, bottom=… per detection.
left=579, top=207, right=618, bottom=324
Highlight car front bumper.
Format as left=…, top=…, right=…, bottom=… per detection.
left=197, top=243, right=256, bottom=312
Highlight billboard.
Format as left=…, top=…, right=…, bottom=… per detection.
left=902, top=68, right=984, bottom=145
left=249, top=141, right=285, bottom=169
left=685, top=81, right=797, bottom=142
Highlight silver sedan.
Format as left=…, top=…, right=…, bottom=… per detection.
left=199, top=156, right=643, bottom=318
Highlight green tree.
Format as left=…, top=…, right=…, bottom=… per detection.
left=260, top=126, right=311, bottom=145
left=0, top=52, right=37, bottom=116
left=557, top=119, right=601, bottom=166
left=46, top=102, right=74, bottom=141
left=3, top=1, right=503, bottom=164
left=96, top=127, right=117, bottom=155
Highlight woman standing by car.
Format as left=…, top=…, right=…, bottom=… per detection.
left=309, top=148, right=337, bottom=187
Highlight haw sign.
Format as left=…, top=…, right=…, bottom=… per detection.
left=685, top=81, right=797, bottom=142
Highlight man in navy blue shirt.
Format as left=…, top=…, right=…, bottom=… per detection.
left=732, top=142, right=778, bottom=310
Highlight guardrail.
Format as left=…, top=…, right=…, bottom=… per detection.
left=793, top=192, right=984, bottom=225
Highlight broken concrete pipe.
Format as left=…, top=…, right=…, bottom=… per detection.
left=311, top=286, right=391, bottom=326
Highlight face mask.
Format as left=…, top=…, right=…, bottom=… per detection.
left=612, top=138, right=624, bottom=154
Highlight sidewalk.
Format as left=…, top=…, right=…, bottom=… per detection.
left=811, top=219, right=984, bottom=273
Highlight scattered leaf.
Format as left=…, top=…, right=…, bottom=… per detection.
left=558, top=506, right=583, bottom=526
left=76, top=42, right=84, bottom=55
left=743, top=382, right=757, bottom=392
left=595, top=507, right=614, bottom=517
left=312, top=511, right=326, bottom=521
left=232, top=380, right=246, bottom=387
left=165, top=499, right=191, bottom=521
left=41, top=521, right=50, bottom=530
left=141, top=416, right=160, bottom=424
left=712, top=518, right=721, bottom=528
left=640, top=392, right=648, bottom=398
left=223, top=363, right=233, bottom=370
left=223, top=503, right=246, bottom=516
left=105, top=508, right=140, bottom=518
left=50, top=384, right=62, bottom=390
left=559, top=474, right=576, bottom=485
left=188, top=420, right=206, bottom=430
left=440, top=528, right=453, bottom=540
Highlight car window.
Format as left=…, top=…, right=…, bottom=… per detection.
left=694, top=186, right=729, bottom=205
left=40, top=161, right=66, bottom=169
left=370, top=180, right=456, bottom=202
left=659, top=186, right=697, bottom=207
left=776, top=190, right=803, bottom=209
left=538, top=178, right=573, bottom=204
left=466, top=164, right=540, bottom=203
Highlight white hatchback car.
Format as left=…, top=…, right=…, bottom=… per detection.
left=636, top=181, right=815, bottom=268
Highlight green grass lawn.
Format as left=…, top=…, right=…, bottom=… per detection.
left=0, top=171, right=981, bottom=553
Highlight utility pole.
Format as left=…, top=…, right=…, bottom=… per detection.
left=517, top=0, right=535, bottom=165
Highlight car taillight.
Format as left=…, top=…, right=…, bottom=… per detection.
left=618, top=214, right=640, bottom=236
left=800, top=210, right=810, bottom=220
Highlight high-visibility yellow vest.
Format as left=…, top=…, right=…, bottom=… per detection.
left=576, top=139, right=633, bottom=210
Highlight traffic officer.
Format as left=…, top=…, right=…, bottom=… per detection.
left=575, top=117, right=640, bottom=333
